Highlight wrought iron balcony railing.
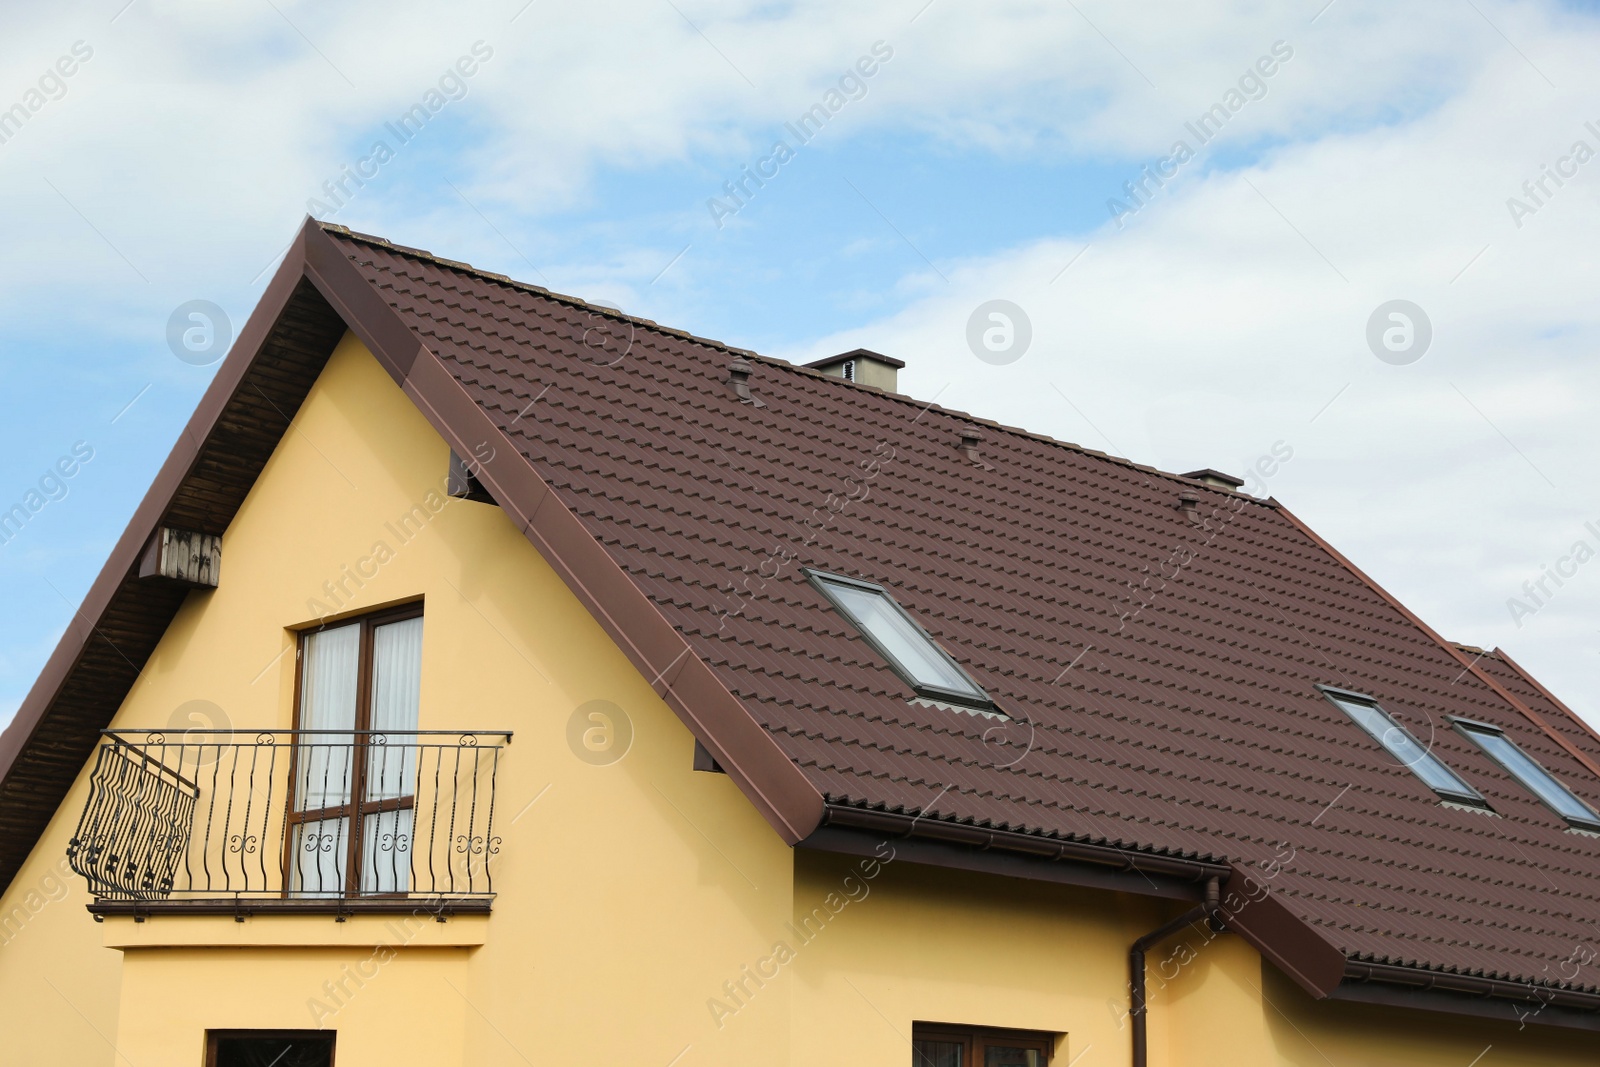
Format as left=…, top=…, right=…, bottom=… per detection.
left=67, top=729, right=509, bottom=915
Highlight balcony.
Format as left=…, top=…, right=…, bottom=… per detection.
left=67, top=729, right=510, bottom=919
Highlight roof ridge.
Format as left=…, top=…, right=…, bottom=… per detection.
left=1278, top=503, right=1600, bottom=782
left=1490, top=645, right=1600, bottom=753
left=316, top=220, right=1276, bottom=509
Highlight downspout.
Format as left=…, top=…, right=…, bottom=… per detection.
left=1130, top=876, right=1220, bottom=1067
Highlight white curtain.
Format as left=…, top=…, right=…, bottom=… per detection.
left=296, top=624, right=359, bottom=811
left=363, top=617, right=421, bottom=893
left=366, top=617, right=422, bottom=801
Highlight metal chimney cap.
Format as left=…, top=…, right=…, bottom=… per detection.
left=804, top=349, right=904, bottom=392
left=1181, top=469, right=1245, bottom=491
left=804, top=348, right=906, bottom=370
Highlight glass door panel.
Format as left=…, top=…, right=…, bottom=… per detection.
left=986, top=1049, right=1044, bottom=1067
left=915, top=1040, right=965, bottom=1067
left=365, top=617, right=422, bottom=800
left=294, top=624, right=359, bottom=810
left=360, top=807, right=414, bottom=894
left=289, top=815, right=349, bottom=896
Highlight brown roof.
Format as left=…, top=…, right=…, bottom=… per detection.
left=5, top=220, right=1600, bottom=1029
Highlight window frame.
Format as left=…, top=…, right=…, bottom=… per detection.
left=912, top=1022, right=1055, bottom=1065
left=285, top=602, right=424, bottom=899
left=1450, top=716, right=1600, bottom=832
left=204, top=1029, right=336, bottom=1067
left=1316, top=685, right=1490, bottom=809
left=806, top=569, right=994, bottom=711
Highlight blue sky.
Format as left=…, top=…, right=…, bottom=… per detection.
left=5, top=0, right=1600, bottom=728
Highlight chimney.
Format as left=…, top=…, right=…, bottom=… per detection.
left=804, top=349, right=904, bottom=392
left=1181, top=469, right=1244, bottom=492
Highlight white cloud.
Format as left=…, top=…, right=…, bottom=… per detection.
left=774, top=2, right=1600, bottom=724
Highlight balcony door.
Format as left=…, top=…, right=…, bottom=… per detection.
left=287, top=605, right=423, bottom=897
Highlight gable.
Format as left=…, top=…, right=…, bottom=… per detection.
left=0, top=330, right=807, bottom=1065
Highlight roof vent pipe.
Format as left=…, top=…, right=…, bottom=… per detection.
left=726, top=359, right=766, bottom=407
left=957, top=430, right=994, bottom=471
left=1130, top=876, right=1222, bottom=1067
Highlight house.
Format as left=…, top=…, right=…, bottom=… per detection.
left=1, top=218, right=1597, bottom=1065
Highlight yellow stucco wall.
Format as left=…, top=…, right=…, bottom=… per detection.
left=0, top=847, right=118, bottom=1066
left=785, top=851, right=1596, bottom=1067
left=785, top=850, right=1150, bottom=1064
left=0, top=334, right=1595, bottom=1066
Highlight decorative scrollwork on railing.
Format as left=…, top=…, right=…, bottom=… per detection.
left=144, top=731, right=167, bottom=746
left=228, top=834, right=258, bottom=855
left=303, top=832, right=341, bottom=854
left=458, top=734, right=479, bottom=748
left=377, top=832, right=411, bottom=854
left=256, top=732, right=275, bottom=746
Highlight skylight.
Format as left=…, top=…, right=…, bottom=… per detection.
left=1452, top=719, right=1600, bottom=831
left=1319, top=687, right=1488, bottom=808
left=808, top=570, right=992, bottom=710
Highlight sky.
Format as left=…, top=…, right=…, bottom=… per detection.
left=3, top=0, right=1600, bottom=730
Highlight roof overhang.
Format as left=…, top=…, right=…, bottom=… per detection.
left=0, top=224, right=347, bottom=893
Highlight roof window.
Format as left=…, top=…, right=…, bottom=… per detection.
left=1319, top=687, right=1489, bottom=808
left=1452, top=718, right=1600, bottom=831
left=808, top=570, right=992, bottom=710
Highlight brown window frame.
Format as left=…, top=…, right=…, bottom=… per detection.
left=284, top=602, right=424, bottom=899
left=204, top=1029, right=336, bottom=1067
left=913, top=1023, right=1055, bottom=1066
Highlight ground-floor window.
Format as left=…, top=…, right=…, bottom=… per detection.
left=913, top=1023, right=1054, bottom=1066
left=205, top=1030, right=335, bottom=1067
